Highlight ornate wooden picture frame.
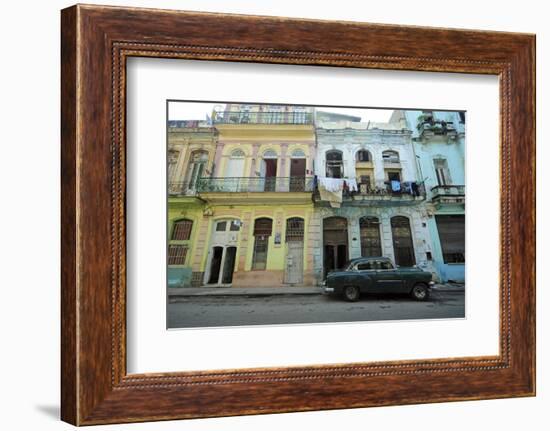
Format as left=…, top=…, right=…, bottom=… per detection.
left=61, top=4, right=535, bottom=425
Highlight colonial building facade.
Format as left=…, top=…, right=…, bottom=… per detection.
left=168, top=105, right=465, bottom=289
left=391, top=109, right=466, bottom=282
left=312, top=119, right=435, bottom=283
left=168, top=105, right=317, bottom=288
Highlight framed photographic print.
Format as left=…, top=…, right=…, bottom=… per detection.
left=61, top=4, right=536, bottom=425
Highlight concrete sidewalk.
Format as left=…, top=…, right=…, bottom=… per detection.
left=168, top=282, right=464, bottom=298
left=431, top=282, right=465, bottom=292
left=169, top=286, right=323, bottom=298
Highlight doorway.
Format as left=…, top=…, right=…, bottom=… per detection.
left=391, top=216, right=416, bottom=267
left=289, top=158, right=306, bottom=191
left=284, top=217, right=304, bottom=284
left=323, top=216, right=348, bottom=278
left=205, top=219, right=240, bottom=286
left=251, top=218, right=273, bottom=270
left=260, top=156, right=278, bottom=192
left=225, top=150, right=245, bottom=191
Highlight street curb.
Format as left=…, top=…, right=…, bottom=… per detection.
left=431, top=287, right=465, bottom=292
left=169, top=291, right=323, bottom=299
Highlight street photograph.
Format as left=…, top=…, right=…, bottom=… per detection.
left=167, top=102, right=466, bottom=328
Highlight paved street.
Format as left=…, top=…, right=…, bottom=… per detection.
left=167, top=289, right=465, bottom=329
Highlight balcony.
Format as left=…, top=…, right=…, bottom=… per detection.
left=190, top=177, right=315, bottom=205
left=417, top=118, right=458, bottom=141
left=197, top=177, right=313, bottom=193
left=168, top=181, right=195, bottom=197
left=431, top=185, right=465, bottom=208
left=212, top=111, right=313, bottom=125
left=314, top=180, right=426, bottom=207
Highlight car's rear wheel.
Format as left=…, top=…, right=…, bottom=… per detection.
left=343, top=286, right=360, bottom=302
left=411, top=283, right=429, bottom=301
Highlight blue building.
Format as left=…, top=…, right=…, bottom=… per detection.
left=391, top=110, right=465, bottom=283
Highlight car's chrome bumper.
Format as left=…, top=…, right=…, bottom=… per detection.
left=429, top=281, right=435, bottom=288
left=323, top=286, right=335, bottom=294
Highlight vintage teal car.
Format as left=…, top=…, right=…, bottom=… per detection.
left=323, top=257, right=434, bottom=302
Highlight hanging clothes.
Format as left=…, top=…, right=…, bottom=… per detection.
left=345, top=178, right=358, bottom=192
left=317, top=177, right=343, bottom=208
left=391, top=180, right=401, bottom=192
left=318, top=177, right=343, bottom=192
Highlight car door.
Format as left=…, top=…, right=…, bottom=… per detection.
left=355, top=261, right=377, bottom=292
left=372, top=260, right=403, bottom=294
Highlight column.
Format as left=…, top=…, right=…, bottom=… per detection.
left=380, top=211, right=395, bottom=264
left=212, top=142, right=224, bottom=176
left=238, top=211, right=252, bottom=271
left=348, top=213, right=362, bottom=259
left=249, top=143, right=259, bottom=177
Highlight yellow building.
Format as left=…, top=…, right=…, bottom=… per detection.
left=168, top=105, right=317, bottom=288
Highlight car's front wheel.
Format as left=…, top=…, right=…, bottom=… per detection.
left=343, top=286, right=360, bottom=302
left=411, top=283, right=429, bottom=301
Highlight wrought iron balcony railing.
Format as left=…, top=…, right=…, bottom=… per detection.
left=353, top=180, right=425, bottom=197
left=213, top=111, right=313, bottom=125
left=313, top=180, right=425, bottom=205
left=196, top=176, right=314, bottom=193
left=315, top=180, right=426, bottom=200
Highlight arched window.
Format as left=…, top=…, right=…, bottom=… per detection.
left=230, top=149, right=245, bottom=158
left=359, top=217, right=381, bottom=257
left=356, top=149, right=371, bottom=162
left=291, top=149, right=306, bottom=158
left=252, top=218, right=273, bottom=270
left=225, top=149, right=246, bottom=185
left=382, top=150, right=400, bottom=163
left=326, top=150, right=343, bottom=178
left=171, top=219, right=193, bottom=240
left=286, top=217, right=304, bottom=242
left=263, top=149, right=278, bottom=159
left=391, top=216, right=415, bottom=267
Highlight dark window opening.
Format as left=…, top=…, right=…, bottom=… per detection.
left=356, top=150, right=371, bottom=162
left=326, top=151, right=343, bottom=178
left=436, top=215, right=465, bottom=263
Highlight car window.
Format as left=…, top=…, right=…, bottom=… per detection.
left=379, top=260, right=394, bottom=270
left=343, top=260, right=354, bottom=271
left=356, top=262, right=373, bottom=270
